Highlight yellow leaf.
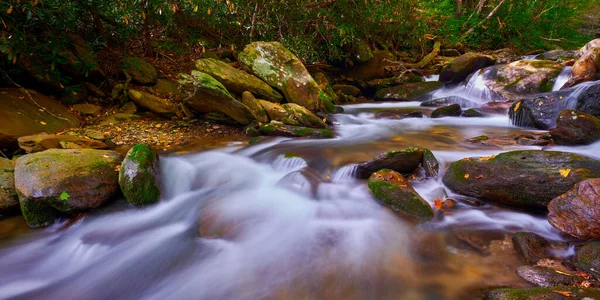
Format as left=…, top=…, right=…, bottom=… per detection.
left=478, top=155, right=495, bottom=161
left=40, top=121, right=47, bottom=125
left=124, top=16, right=129, bottom=25
left=552, top=290, right=574, bottom=297
left=6, top=5, right=13, bottom=14
left=201, top=45, right=205, bottom=53
left=230, top=44, right=234, bottom=51
left=513, top=101, right=521, bottom=112
left=194, top=5, right=198, bottom=12
left=207, top=8, right=211, bottom=15
left=559, top=169, right=571, bottom=177
left=464, top=174, right=470, bottom=179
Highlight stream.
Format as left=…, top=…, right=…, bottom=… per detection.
left=0, top=68, right=599, bottom=299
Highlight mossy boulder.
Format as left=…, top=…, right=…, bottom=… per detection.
left=547, top=178, right=600, bottom=240
left=238, top=41, right=330, bottom=112
left=512, top=232, right=551, bottom=264
left=439, top=52, right=495, bottom=85
left=351, top=39, right=374, bottom=63
left=0, top=158, right=18, bottom=211
left=259, top=100, right=289, bottom=122
left=194, top=58, right=283, bottom=102
left=573, top=242, right=600, bottom=278
left=0, top=88, right=80, bottom=150
left=566, top=47, right=600, bottom=87
left=374, top=81, right=443, bottom=101
left=347, top=50, right=396, bottom=81
left=14, top=149, right=122, bottom=227
left=356, top=147, right=424, bottom=179
left=119, top=144, right=161, bottom=206
left=431, top=104, right=462, bottom=118
left=575, top=39, right=600, bottom=59
left=486, top=286, right=600, bottom=300
left=486, top=60, right=563, bottom=100
left=549, top=110, right=600, bottom=145
left=462, top=108, right=486, bottom=117
left=18, top=133, right=107, bottom=153
left=241, top=91, right=269, bottom=123
left=367, top=169, right=434, bottom=221
left=179, top=71, right=256, bottom=125
left=516, top=266, right=587, bottom=287
left=127, top=89, right=181, bottom=117
left=420, top=96, right=476, bottom=108
left=281, top=103, right=326, bottom=128
left=259, top=122, right=334, bottom=139
left=152, top=79, right=180, bottom=96
left=122, top=57, right=158, bottom=85
left=442, top=150, right=600, bottom=210
left=332, top=84, right=361, bottom=97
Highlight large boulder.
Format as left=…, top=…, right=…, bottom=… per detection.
left=442, top=150, right=600, bottom=210
left=573, top=242, right=600, bottom=278
left=18, top=133, right=107, bottom=153
left=367, top=169, right=434, bottom=221
left=238, top=42, right=333, bottom=112
left=547, top=178, right=600, bottom=240
left=374, top=81, right=443, bottom=101
left=119, top=144, right=161, bottom=206
left=347, top=50, right=396, bottom=81
left=178, top=71, right=256, bottom=125
left=258, top=101, right=325, bottom=128
left=430, top=104, right=462, bottom=118
left=510, top=83, right=600, bottom=129
left=194, top=58, right=283, bottom=102
left=486, top=60, right=563, bottom=100
left=549, top=110, right=600, bottom=145
left=486, top=286, right=600, bottom=299
left=439, top=52, right=495, bottom=85
left=575, top=38, right=600, bottom=59
left=0, top=88, right=80, bottom=150
left=566, top=47, right=600, bottom=87
left=122, top=57, right=158, bottom=85
left=127, top=89, right=181, bottom=117
left=0, top=158, right=18, bottom=211
left=14, top=149, right=122, bottom=227
left=356, top=147, right=424, bottom=179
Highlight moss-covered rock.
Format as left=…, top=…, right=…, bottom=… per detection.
left=549, top=110, right=600, bottom=145
left=178, top=71, right=256, bottom=125
left=127, top=89, right=181, bottom=117
left=547, top=178, right=600, bottom=240
left=486, top=60, right=563, bottom=100
left=122, top=57, right=158, bottom=85
left=332, top=84, right=361, bottom=97
left=347, top=50, right=396, bottom=81
left=281, top=103, right=326, bottom=128
left=259, top=121, right=334, bottom=139
left=0, top=158, right=18, bottom=211
left=462, top=108, right=486, bottom=117
left=535, top=50, right=576, bottom=61
left=439, top=52, right=495, bottom=85
left=259, top=100, right=289, bottom=123
left=238, top=41, right=328, bottom=111
left=14, top=149, right=122, bottom=227
left=17, top=133, right=107, bottom=153
left=486, top=286, right=600, bottom=299
left=573, top=242, right=600, bottom=278
left=352, top=39, right=374, bottom=63
left=119, top=144, right=161, bottom=206
left=240, top=91, right=269, bottom=123
left=420, top=96, right=476, bottom=108
left=194, top=58, right=283, bottom=102
left=152, top=79, right=180, bottom=96
left=367, top=169, right=434, bottom=221
left=516, top=266, right=588, bottom=287
left=512, top=232, right=551, bottom=264
left=422, top=148, right=439, bottom=178
left=374, top=81, right=443, bottom=101
left=431, top=104, right=462, bottom=118
left=356, top=148, right=424, bottom=179
left=442, top=150, right=600, bottom=210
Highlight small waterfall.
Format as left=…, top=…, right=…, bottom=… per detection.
left=424, top=74, right=439, bottom=82
left=560, top=80, right=600, bottom=109
left=430, top=65, right=500, bottom=105
left=552, top=66, right=571, bottom=91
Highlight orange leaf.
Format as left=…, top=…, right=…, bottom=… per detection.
left=559, top=169, right=571, bottom=177
left=513, top=101, right=521, bottom=112
left=434, top=199, right=443, bottom=210
left=552, top=290, right=574, bottom=297
left=464, top=174, right=470, bottom=179
left=6, top=5, right=13, bottom=14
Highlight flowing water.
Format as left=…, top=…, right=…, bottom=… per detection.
left=1, top=71, right=599, bottom=300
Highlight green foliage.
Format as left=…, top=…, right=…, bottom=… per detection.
left=60, top=191, right=70, bottom=201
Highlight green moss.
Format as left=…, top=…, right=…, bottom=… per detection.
left=367, top=180, right=396, bottom=205
left=318, top=129, right=334, bottom=138
left=119, top=144, right=160, bottom=206
left=292, top=127, right=315, bottom=136
left=386, top=147, right=420, bottom=156
left=260, top=124, right=276, bottom=133
left=284, top=153, right=302, bottom=158
left=319, top=90, right=335, bottom=113
left=19, top=194, right=59, bottom=227
left=469, top=135, right=489, bottom=142
left=487, top=286, right=600, bottom=299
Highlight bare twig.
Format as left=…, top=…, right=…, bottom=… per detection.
left=0, top=150, right=7, bottom=159
left=461, top=0, right=508, bottom=40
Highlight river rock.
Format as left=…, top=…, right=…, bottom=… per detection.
left=356, top=147, right=424, bottom=179
left=0, top=158, right=18, bottom=211
left=14, top=149, right=122, bottom=227
left=194, top=58, right=283, bottom=102
left=512, top=232, right=551, bottom=264
left=549, top=110, right=600, bottom=145
left=122, top=57, right=158, bottom=85
left=430, top=104, right=462, bottom=118
left=442, top=150, right=600, bottom=210
left=566, top=47, right=600, bottom=87
left=439, top=52, right=495, bottom=85
left=0, top=88, right=80, bottom=150
left=486, top=286, right=600, bottom=300
left=238, top=41, right=333, bottom=112
left=259, top=100, right=288, bottom=122
left=179, top=71, right=256, bottom=125
left=535, top=50, right=577, bottom=61
left=486, top=60, right=563, bottom=100
left=152, top=79, right=179, bottom=96
left=573, top=242, right=600, bottom=278
left=347, top=50, right=396, bottom=81
left=71, top=103, right=101, bottom=116
left=422, top=149, right=440, bottom=178
left=240, top=92, right=269, bottom=123
left=259, top=121, right=334, bottom=139
left=462, top=108, right=486, bottom=117
left=374, top=81, right=443, bottom=101
left=127, top=89, right=181, bottom=117
left=420, top=96, right=476, bottom=108
left=547, top=178, right=600, bottom=240
left=282, top=103, right=326, bottom=128
left=575, top=38, right=600, bottom=59
left=332, top=85, right=361, bottom=97
left=119, top=144, right=161, bottom=206
left=516, top=266, right=587, bottom=287
left=367, top=169, right=434, bottom=221
left=313, top=73, right=339, bottom=104
left=18, top=133, right=107, bottom=153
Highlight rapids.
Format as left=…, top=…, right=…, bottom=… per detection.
left=0, top=70, right=599, bottom=299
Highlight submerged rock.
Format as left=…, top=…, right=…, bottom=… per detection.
left=194, top=58, right=283, bottom=102
left=18, top=133, right=107, bottom=153
left=367, top=169, right=433, bottom=221
left=486, top=286, right=600, bottom=299
left=356, top=147, right=424, bottom=179
left=430, top=104, right=462, bottom=118
left=573, top=242, right=600, bottom=278
left=122, top=57, right=158, bottom=85
left=512, top=232, right=551, bottom=264
left=547, top=178, right=600, bottom=240
left=127, top=89, right=181, bottom=117
left=420, top=96, right=476, bottom=108
left=238, top=41, right=333, bottom=112
left=516, top=266, right=587, bottom=287
left=119, top=144, right=161, bottom=206
left=439, top=52, right=495, bottom=85
left=259, top=121, right=334, bottom=139
left=442, top=150, right=600, bottom=210
left=14, top=149, right=122, bottom=227
left=549, top=110, right=600, bottom=145
left=0, top=158, right=18, bottom=211
left=374, top=81, right=443, bottom=101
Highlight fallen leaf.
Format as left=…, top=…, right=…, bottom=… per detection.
left=464, top=174, right=470, bottom=179
left=513, top=101, right=521, bottom=112
left=434, top=199, right=443, bottom=209
left=40, top=121, right=47, bottom=125
left=559, top=169, right=571, bottom=177
left=478, top=155, right=495, bottom=161
left=552, top=290, right=574, bottom=297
